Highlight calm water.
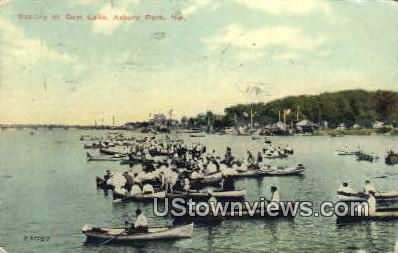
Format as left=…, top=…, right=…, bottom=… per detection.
left=0, top=129, right=397, bottom=253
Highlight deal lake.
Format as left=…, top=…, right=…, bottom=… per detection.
left=0, top=129, right=397, bottom=253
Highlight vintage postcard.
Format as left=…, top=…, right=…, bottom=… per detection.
left=0, top=0, right=397, bottom=252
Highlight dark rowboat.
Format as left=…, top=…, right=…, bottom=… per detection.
left=190, top=172, right=222, bottom=189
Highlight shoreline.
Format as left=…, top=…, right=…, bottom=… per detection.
left=314, top=128, right=398, bottom=136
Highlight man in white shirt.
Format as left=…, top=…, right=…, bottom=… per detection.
left=183, top=178, right=190, bottom=192
left=363, top=180, right=376, bottom=194
left=131, top=184, right=142, bottom=196
left=271, top=186, right=280, bottom=202
left=127, top=209, right=148, bottom=234
left=142, top=183, right=154, bottom=194
left=190, top=168, right=203, bottom=180
left=367, top=192, right=377, bottom=214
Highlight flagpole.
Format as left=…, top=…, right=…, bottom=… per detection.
left=283, top=110, right=286, bottom=131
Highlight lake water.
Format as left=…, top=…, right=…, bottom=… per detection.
left=0, top=129, right=397, bottom=253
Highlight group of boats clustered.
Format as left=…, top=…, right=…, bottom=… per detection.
left=80, top=132, right=398, bottom=244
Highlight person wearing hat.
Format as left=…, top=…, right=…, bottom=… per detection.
left=221, top=173, right=235, bottom=191
left=103, top=170, right=112, bottom=184
left=271, top=186, right=280, bottom=202
left=337, top=182, right=355, bottom=194
left=363, top=180, right=376, bottom=194
left=256, top=152, right=263, bottom=166
left=367, top=191, right=377, bottom=214
left=122, top=172, right=133, bottom=193
left=127, top=209, right=148, bottom=234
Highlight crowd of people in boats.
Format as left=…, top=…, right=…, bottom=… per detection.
left=82, top=133, right=303, bottom=243
left=96, top=137, right=300, bottom=201
left=335, top=146, right=398, bottom=164
left=80, top=132, right=397, bottom=244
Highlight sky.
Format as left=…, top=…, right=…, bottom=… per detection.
left=0, top=0, right=397, bottom=125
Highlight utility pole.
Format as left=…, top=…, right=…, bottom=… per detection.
left=283, top=110, right=287, bottom=131
left=296, top=105, right=300, bottom=122
left=278, top=110, right=281, bottom=122
left=250, top=109, right=253, bottom=129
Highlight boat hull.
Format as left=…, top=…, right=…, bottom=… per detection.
left=82, top=223, right=193, bottom=243
left=112, top=190, right=166, bottom=202
left=166, top=189, right=246, bottom=200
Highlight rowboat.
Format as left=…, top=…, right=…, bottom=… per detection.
left=335, top=149, right=360, bottom=156
left=112, top=189, right=166, bottom=201
left=337, top=191, right=398, bottom=202
left=330, top=133, right=344, bottom=137
left=385, top=151, right=398, bottom=165
left=84, top=143, right=99, bottom=149
left=190, top=172, right=222, bottom=189
left=356, top=152, right=379, bottom=162
left=99, top=148, right=129, bottom=156
left=264, top=164, right=305, bottom=176
left=82, top=223, right=193, bottom=243
left=230, top=169, right=267, bottom=178
left=336, top=208, right=398, bottom=222
left=189, top=134, right=205, bottom=138
left=87, top=152, right=125, bottom=161
left=166, top=189, right=246, bottom=200
left=120, top=155, right=143, bottom=165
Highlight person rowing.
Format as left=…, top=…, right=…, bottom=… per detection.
left=367, top=191, right=377, bottom=214
left=363, top=180, right=376, bottom=194
left=224, top=147, right=234, bottom=166
left=131, top=183, right=142, bottom=196
left=266, top=186, right=281, bottom=213
left=122, top=173, right=133, bottom=193
left=247, top=151, right=254, bottom=164
left=126, top=209, right=148, bottom=234
left=256, top=152, right=263, bottom=167
left=337, top=182, right=355, bottom=195
left=270, top=186, right=280, bottom=202
left=103, top=170, right=112, bottom=184
left=221, top=173, right=235, bottom=191
left=142, top=183, right=154, bottom=194
left=183, top=178, right=190, bottom=192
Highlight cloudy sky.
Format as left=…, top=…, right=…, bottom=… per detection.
left=0, top=0, right=397, bottom=124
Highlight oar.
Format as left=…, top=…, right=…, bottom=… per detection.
left=100, top=221, right=129, bottom=246
left=99, top=232, right=124, bottom=246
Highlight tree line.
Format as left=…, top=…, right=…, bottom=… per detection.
left=184, top=90, right=398, bottom=129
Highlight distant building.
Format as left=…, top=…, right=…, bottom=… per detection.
left=296, top=120, right=318, bottom=133
left=352, top=124, right=361, bottom=129
left=372, top=121, right=392, bottom=129
left=336, top=123, right=346, bottom=131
